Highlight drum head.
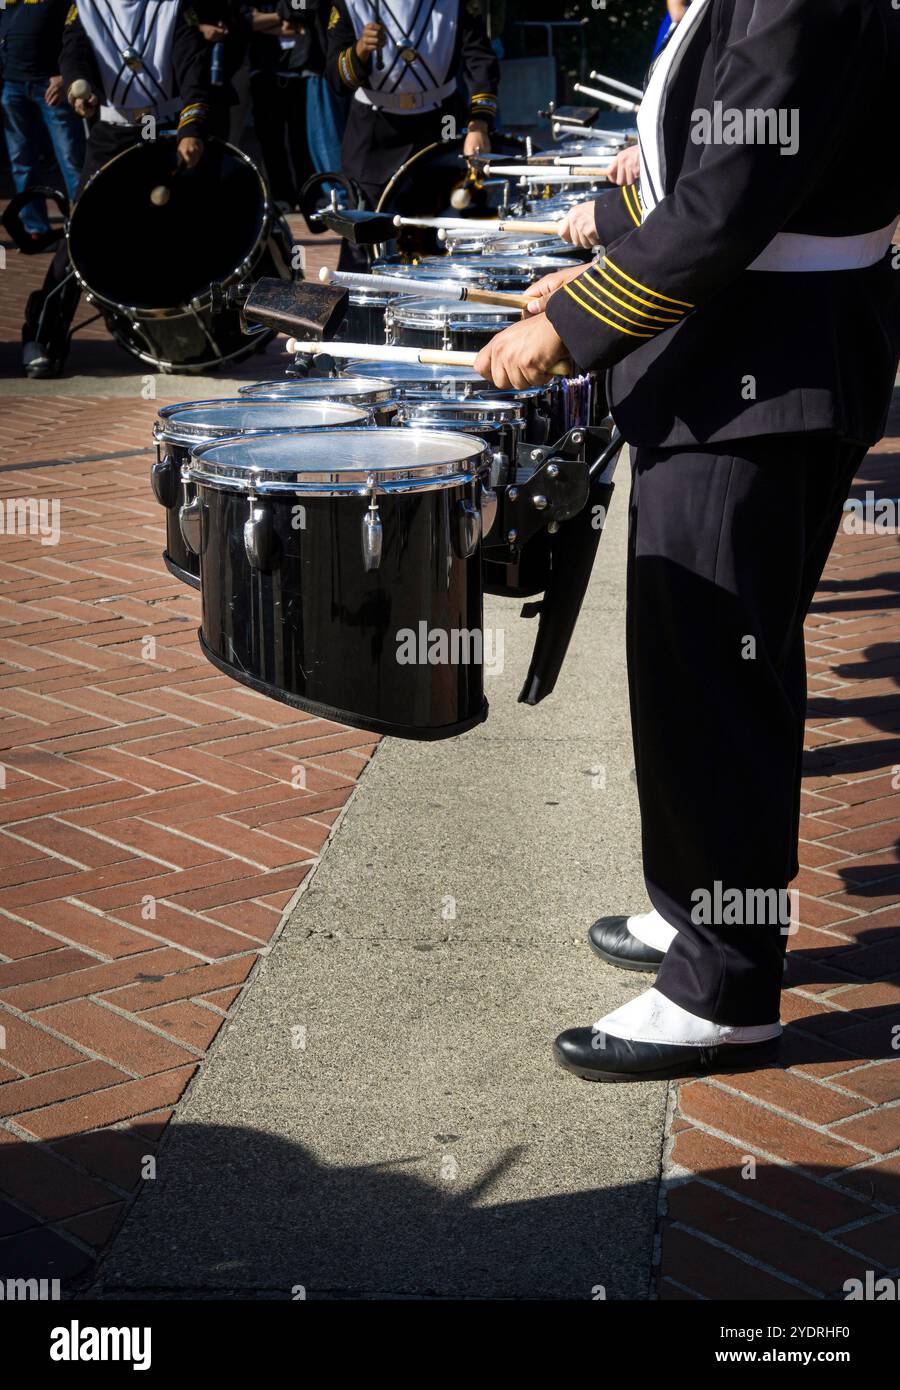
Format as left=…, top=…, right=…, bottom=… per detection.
left=239, top=376, right=394, bottom=404
left=388, top=298, right=517, bottom=332
left=189, top=428, right=491, bottom=492
left=342, top=360, right=486, bottom=393
left=68, top=138, right=267, bottom=311
left=157, top=398, right=369, bottom=443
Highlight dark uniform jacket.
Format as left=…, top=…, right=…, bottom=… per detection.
left=546, top=0, right=900, bottom=449
left=325, top=0, right=498, bottom=195
left=61, top=0, right=212, bottom=140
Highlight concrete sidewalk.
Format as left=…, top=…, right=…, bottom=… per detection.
left=93, top=469, right=669, bottom=1301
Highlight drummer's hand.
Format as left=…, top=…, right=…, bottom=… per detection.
left=70, top=88, right=98, bottom=118
left=605, top=144, right=641, bottom=186
left=474, top=313, right=568, bottom=391
left=559, top=200, right=601, bottom=250
left=45, top=75, right=64, bottom=107
left=356, top=22, right=386, bottom=59
left=463, top=121, right=490, bottom=158
left=177, top=136, right=203, bottom=170
left=198, top=22, right=228, bottom=41
left=524, top=263, right=585, bottom=315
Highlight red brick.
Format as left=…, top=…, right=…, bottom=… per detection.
left=678, top=1080, right=866, bottom=1172
left=0, top=946, right=198, bottom=1010
left=35, top=999, right=198, bottom=1074
left=12, top=1063, right=197, bottom=1139
left=100, top=953, right=255, bottom=1011
left=831, top=1106, right=900, bottom=1155
left=0, top=1060, right=128, bottom=1116
left=712, top=1068, right=869, bottom=1124
left=670, top=1127, right=868, bottom=1232
left=658, top=1225, right=813, bottom=1300
left=138, top=1001, right=225, bottom=1049
left=666, top=1182, right=871, bottom=1294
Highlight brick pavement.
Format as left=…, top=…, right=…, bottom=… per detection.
left=1, top=213, right=899, bottom=1299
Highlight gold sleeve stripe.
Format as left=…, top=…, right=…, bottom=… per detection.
left=574, top=277, right=667, bottom=332
left=590, top=265, right=682, bottom=319
left=604, top=254, right=694, bottom=309
left=338, top=46, right=360, bottom=86
left=582, top=271, right=681, bottom=326
left=470, top=93, right=498, bottom=102
left=622, top=184, right=641, bottom=228
left=562, top=282, right=655, bottom=338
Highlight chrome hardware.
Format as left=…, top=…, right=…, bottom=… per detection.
left=507, top=487, right=519, bottom=502
left=179, top=498, right=203, bottom=555
left=243, top=498, right=274, bottom=570
left=507, top=528, right=518, bottom=545
left=362, top=488, right=383, bottom=571
left=150, top=456, right=178, bottom=508
left=546, top=463, right=559, bottom=479
left=481, top=486, right=498, bottom=539
left=457, top=498, right=481, bottom=557
left=532, top=494, right=548, bottom=510
left=547, top=521, right=560, bottom=534
left=530, top=449, right=543, bottom=463
left=571, top=431, right=584, bottom=446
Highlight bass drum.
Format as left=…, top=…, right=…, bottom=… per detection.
left=375, top=132, right=531, bottom=259
left=67, top=137, right=294, bottom=372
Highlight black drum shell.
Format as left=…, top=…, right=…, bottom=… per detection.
left=154, top=439, right=200, bottom=587
left=196, top=483, right=487, bottom=738
left=334, top=290, right=394, bottom=347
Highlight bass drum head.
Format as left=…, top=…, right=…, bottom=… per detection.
left=68, top=137, right=267, bottom=312
left=375, top=132, right=533, bottom=259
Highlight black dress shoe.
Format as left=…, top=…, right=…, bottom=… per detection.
left=588, top=915, right=665, bottom=973
left=554, top=1027, right=781, bottom=1083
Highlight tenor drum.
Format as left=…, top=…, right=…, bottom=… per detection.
left=440, top=231, right=573, bottom=259
left=152, top=398, right=370, bottom=588
left=341, top=360, right=595, bottom=444
left=334, top=287, right=396, bottom=346
left=394, top=397, right=526, bottom=488
left=238, top=375, right=397, bottom=423
left=189, top=429, right=495, bottom=739
left=371, top=257, right=500, bottom=288
left=387, top=298, right=516, bottom=355
left=416, top=253, right=585, bottom=291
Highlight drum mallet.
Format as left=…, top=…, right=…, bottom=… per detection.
left=319, top=266, right=529, bottom=311
left=67, top=78, right=97, bottom=136
left=283, top=339, right=574, bottom=377
left=393, top=215, right=565, bottom=237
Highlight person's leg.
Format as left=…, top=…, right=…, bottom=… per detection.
left=38, top=86, right=86, bottom=206
left=285, top=74, right=314, bottom=202
left=1, top=80, right=52, bottom=235
left=250, top=70, right=295, bottom=207
left=632, top=434, right=865, bottom=1027
left=557, top=432, right=866, bottom=1079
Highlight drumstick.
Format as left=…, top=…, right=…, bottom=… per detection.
left=283, top=339, right=573, bottom=377
left=319, top=266, right=528, bottom=310
left=373, top=0, right=384, bottom=70
left=394, top=215, right=564, bottom=235
left=588, top=70, right=644, bottom=101
left=573, top=82, right=640, bottom=113
left=480, top=165, right=609, bottom=182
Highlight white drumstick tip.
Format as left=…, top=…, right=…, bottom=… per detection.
left=318, top=267, right=332, bottom=283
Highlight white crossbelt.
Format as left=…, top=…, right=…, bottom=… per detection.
left=99, top=97, right=182, bottom=126
left=748, top=222, right=899, bottom=272
left=354, top=77, right=457, bottom=114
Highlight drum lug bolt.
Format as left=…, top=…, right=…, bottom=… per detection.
left=532, top=494, right=548, bottom=510
left=548, top=522, right=560, bottom=534
left=530, top=449, right=543, bottom=463
left=507, top=487, right=519, bottom=502
left=546, top=463, right=559, bottom=479
left=362, top=492, right=383, bottom=572
left=507, top=529, right=518, bottom=545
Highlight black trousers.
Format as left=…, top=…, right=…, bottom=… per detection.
left=628, top=432, right=865, bottom=1025
left=249, top=70, right=314, bottom=208
left=23, top=123, right=137, bottom=360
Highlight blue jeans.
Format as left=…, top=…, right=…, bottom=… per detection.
left=1, top=79, right=86, bottom=234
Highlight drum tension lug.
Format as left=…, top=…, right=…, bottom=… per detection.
left=243, top=494, right=275, bottom=571
left=150, top=455, right=179, bottom=509
left=362, top=483, right=383, bottom=572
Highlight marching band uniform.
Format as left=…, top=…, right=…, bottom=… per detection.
left=22, top=0, right=212, bottom=376
left=324, top=0, right=498, bottom=208
left=545, top=0, right=900, bottom=1080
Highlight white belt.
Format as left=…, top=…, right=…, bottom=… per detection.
left=99, top=97, right=182, bottom=127
left=354, top=77, right=456, bottom=114
left=748, top=221, right=898, bottom=273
